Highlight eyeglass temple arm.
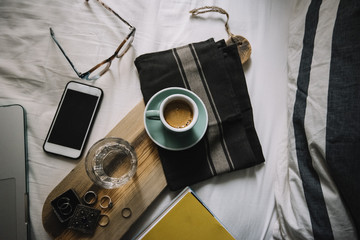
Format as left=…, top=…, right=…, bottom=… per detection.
left=49, top=28, right=83, bottom=78
left=86, top=0, right=133, bottom=28
left=114, top=26, right=136, bottom=57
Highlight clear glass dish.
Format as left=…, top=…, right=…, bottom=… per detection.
left=85, top=137, right=137, bottom=189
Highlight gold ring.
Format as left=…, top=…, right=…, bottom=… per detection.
left=83, top=191, right=97, bottom=205
left=121, top=208, right=132, bottom=218
left=98, top=214, right=110, bottom=227
left=100, top=195, right=113, bottom=209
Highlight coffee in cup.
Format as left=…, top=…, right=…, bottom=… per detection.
left=163, top=99, right=194, bottom=128
left=146, top=94, right=199, bottom=133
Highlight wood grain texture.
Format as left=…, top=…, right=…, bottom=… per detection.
left=42, top=101, right=167, bottom=239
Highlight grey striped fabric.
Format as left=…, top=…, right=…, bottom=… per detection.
left=274, top=0, right=360, bottom=239
left=173, top=45, right=234, bottom=174
left=135, top=39, right=265, bottom=190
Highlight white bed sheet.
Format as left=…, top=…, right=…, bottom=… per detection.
left=0, top=0, right=292, bottom=239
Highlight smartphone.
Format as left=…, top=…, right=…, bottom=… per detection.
left=43, top=81, right=103, bottom=159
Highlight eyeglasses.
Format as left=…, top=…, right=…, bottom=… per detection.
left=50, top=0, right=136, bottom=80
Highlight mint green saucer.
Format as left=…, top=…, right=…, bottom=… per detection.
left=144, top=87, right=208, bottom=151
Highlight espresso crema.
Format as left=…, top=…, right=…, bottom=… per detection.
left=163, top=100, right=193, bottom=128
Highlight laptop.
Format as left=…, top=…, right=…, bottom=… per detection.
left=0, top=105, right=29, bottom=240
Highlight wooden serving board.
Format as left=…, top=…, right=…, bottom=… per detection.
left=42, top=101, right=167, bottom=239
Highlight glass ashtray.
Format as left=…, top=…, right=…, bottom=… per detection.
left=85, top=137, right=138, bottom=189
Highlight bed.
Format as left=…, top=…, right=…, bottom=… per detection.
left=0, top=0, right=358, bottom=239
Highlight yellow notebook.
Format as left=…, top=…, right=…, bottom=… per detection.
left=135, top=187, right=235, bottom=240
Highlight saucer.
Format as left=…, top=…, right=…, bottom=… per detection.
left=144, top=87, right=208, bottom=151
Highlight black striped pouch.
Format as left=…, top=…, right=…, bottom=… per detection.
left=135, top=38, right=264, bottom=190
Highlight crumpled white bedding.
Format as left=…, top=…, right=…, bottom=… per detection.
left=0, top=0, right=292, bottom=239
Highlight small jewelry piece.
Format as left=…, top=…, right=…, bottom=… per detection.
left=83, top=191, right=98, bottom=205
left=56, top=197, right=70, bottom=209
left=121, top=208, right=132, bottom=218
left=60, top=204, right=73, bottom=216
left=59, top=203, right=73, bottom=216
left=99, top=195, right=113, bottom=209
left=56, top=197, right=73, bottom=216
left=98, top=214, right=110, bottom=227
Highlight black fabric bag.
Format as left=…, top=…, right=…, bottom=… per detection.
left=135, top=38, right=265, bottom=190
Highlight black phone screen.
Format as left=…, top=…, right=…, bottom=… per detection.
left=48, top=89, right=100, bottom=150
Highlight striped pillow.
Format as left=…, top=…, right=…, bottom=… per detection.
left=274, top=0, right=360, bottom=239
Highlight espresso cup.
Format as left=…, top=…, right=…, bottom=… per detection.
left=146, top=94, right=199, bottom=133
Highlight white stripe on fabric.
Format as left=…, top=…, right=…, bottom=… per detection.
left=175, top=45, right=232, bottom=174
left=275, top=1, right=357, bottom=240
left=171, top=49, right=188, bottom=88
left=274, top=1, right=315, bottom=239
left=306, top=0, right=356, bottom=239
